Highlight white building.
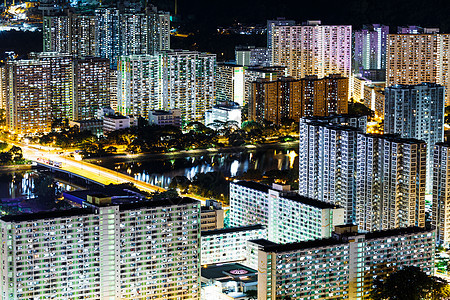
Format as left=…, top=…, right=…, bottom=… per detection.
left=103, top=115, right=131, bottom=133
left=205, top=103, right=242, bottom=129
left=0, top=195, right=201, bottom=299
left=356, top=133, right=426, bottom=231
left=384, top=83, right=445, bottom=192
left=433, top=142, right=450, bottom=248
left=200, top=199, right=225, bottom=231
left=117, top=54, right=164, bottom=117
left=299, top=118, right=361, bottom=224
left=249, top=226, right=435, bottom=300
left=201, top=225, right=266, bottom=265
left=229, top=181, right=345, bottom=243
left=148, top=109, right=182, bottom=127
left=117, top=51, right=215, bottom=124
left=216, top=63, right=245, bottom=106
left=163, top=50, right=216, bottom=123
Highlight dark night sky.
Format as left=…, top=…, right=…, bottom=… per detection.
left=154, top=0, right=450, bottom=32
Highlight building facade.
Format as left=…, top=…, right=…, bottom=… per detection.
left=353, top=24, right=389, bottom=72
left=117, top=55, right=164, bottom=116
left=356, top=134, right=426, bottom=231
left=148, top=109, right=182, bottom=127
left=201, top=225, right=266, bottom=265
left=249, top=226, right=435, bottom=300
left=5, top=53, right=112, bottom=134
left=216, top=63, right=245, bottom=106
left=44, top=5, right=170, bottom=68
left=384, top=83, right=445, bottom=192
left=163, top=50, right=216, bottom=124
left=74, top=57, right=110, bottom=121
left=229, top=181, right=345, bottom=243
left=386, top=33, right=450, bottom=104
left=299, top=118, right=360, bottom=224
left=249, top=74, right=349, bottom=124
left=0, top=196, right=201, bottom=299
left=433, top=143, right=450, bottom=247
left=272, top=21, right=352, bottom=79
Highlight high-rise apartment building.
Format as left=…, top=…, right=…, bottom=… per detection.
left=244, top=66, right=286, bottom=106
left=384, top=83, right=445, bottom=192
left=5, top=54, right=111, bottom=134
left=43, top=12, right=96, bottom=57
left=147, top=6, right=171, bottom=55
left=235, top=47, right=271, bottom=67
left=117, top=51, right=215, bottom=123
left=109, top=69, right=118, bottom=111
left=5, top=59, right=52, bottom=134
left=43, top=14, right=70, bottom=53
left=272, top=20, right=352, bottom=79
left=95, top=7, right=120, bottom=68
left=0, top=65, right=7, bottom=110
left=433, top=142, right=450, bottom=247
left=299, top=118, right=360, bottom=224
left=117, top=55, right=164, bottom=116
left=250, top=74, right=348, bottom=124
left=386, top=33, right=450, bottom=104
left=250, top=77, right=301, bottom=124
left=356, top=134, right=426, bottom=231
left=29, top=52, right=74, bottom=121
left=353, top=24, right=389, bottom=72
left=44, top=5, right=170, bottom=68
left=249, top=226, right=435, bottom=300
left=74, top=57, right=110, bottom=120
left=0, top=195, right=201, bottom=299
left=163, top=50, right=216, bottom=124
left=216, top=63, right=245, bottom=105
left=229, top=181, right=345, bottom=243
left=267, top=18, right=296, bottom=49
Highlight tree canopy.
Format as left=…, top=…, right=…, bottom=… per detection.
left=370, top=266, right=450, bottom=300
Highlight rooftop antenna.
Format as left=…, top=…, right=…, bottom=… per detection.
left=175, top=0, right=177, bottom=15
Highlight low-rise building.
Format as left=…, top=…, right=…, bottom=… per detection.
left=148, top=109, right=182, bottom=127
left=249, top=226, right=435, bottom=300
left=96, top=107, right=115, bottom=119
left=230, top=181, right=345, bottom=243
left=201, top=263, right=257, bottom=300
left=69, top=119, right=103, bottom=136
left=205, top=103, right=242, bottom=129
left=103, top=115, right=131, bottom=133
left=201, top=225, right=266, bottom=265
left=201, top=199, right=225, bottom=231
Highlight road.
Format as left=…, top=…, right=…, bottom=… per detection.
left=17, top=143, right=213, bottom=205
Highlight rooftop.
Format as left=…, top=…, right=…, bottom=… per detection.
left=250, top=238, right=346, bottom=253
left=118, top=197, right=200, bottom=211
left=365, top=226, right=434, bottom=240
left=358, top=133, right=426, bottom=145
left=1, top=208, right=92, bottom=223
left=282, top=192, right=341, bottom=209
left=201, top=263, right=257, bottom=281
left=233, top=181, right=341, bottom=209
left=104, top=115, right=129, bottom=120
left=233, top=181, right=270, bottom=193
left=202, top=224, right=265, bottom=237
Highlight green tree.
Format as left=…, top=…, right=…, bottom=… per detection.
left=33, top=175, right=57, bottom=209
left=371, top=266, right=450, bottom=300
left=0, top=108, right=6, bottom=126
left=0, top=142, right=7, bottom=151
left=8, top=146, right=23, bottom=161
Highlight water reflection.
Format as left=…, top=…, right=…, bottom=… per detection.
left=0, top=171, right=78, bottom=199
left=99, top=146, right=300, bottom=189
